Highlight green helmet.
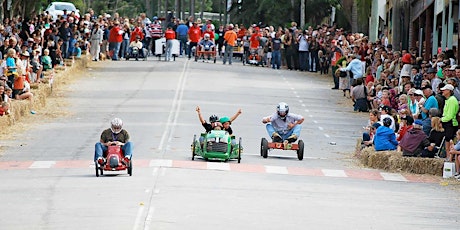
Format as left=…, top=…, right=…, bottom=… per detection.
left=219, top=116, right=231, bottom=124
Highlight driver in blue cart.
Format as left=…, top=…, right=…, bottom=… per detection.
left=94, top=118, right=133, bottom=164
left=262, top=102, right=304, bottom=143
left=198, top=33, right=215, bottom=59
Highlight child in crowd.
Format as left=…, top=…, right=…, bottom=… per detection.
left=74, top=42, right=82, bottom=59
left=0, top=101, right=9, bottom=116
left=41, top=49, right=53, bottom=71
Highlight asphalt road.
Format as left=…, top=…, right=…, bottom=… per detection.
left=0, top=56, right=459, bottom=230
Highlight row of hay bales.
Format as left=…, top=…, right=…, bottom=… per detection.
left=0, top=57, right=88, bottom=128
left=355, top=139, right=445, bottom=176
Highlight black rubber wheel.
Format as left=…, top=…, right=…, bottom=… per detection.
left=213, top=57, right=216, bottom=63
left=237, top=137, right=242, bottom=163
left=95, top=162, right=99, bottom=177
left=261, top=138, right=268, bottom=158
left=192, top=134, right=196, bottom=161
left=297, top=140, right=304, bottom=161
left=127, top=161, right=133, bottom=176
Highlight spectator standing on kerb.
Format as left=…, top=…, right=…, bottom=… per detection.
left=149, top=16, right=163, bottom=57
left=187, top=22, right=201, bottom=60
left=58, top=21, right=71, bottom=59
left=440, top=84, right=459, bottom=162
left=164, top=26, right=175, bottom=62
left=175, top=20, right=188, bottom=56
left=108, top=20, right=123, bottom=61
left=90, top=23, right=103, bottom=61
left=223, top=24, right=237, bottom=65
left=271, top=32, right=282, bottom=69
left=297, top=30, right=309, bottom=72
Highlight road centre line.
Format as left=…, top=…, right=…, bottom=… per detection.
left=318, top=127, right=324, bottom=131
left=158, top=61, right=189, bottom=151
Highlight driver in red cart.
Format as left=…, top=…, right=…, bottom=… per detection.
left=94, top=118, right=133, bottom=164
left=262, top=102, right=304, bottom=143
left=198, top=33, right=215, bottom=60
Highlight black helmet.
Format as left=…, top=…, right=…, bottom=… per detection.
left=209, top=115, right=219, bottom=123
left=277, top=102, right=289, bottom=120
left=383, top=117, right=392, bottom=127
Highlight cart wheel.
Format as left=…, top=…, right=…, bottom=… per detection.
left=297, top=140, right=304, bottom=161
left=213, top=57, right=216, bottom=63
left=192, top=134, right=196, bottom=160
left=238, top=137, right=242, bottom=163
left=261, top=138, right=268, bottom=158
left=95, top=162, right=99, bottom=177
left=127, top=161, right=133, bottom=176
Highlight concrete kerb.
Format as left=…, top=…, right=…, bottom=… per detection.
left=0, top=56, right=89, bottom=127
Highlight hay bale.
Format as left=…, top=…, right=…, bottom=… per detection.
left=354, top=145, right=445, bottom=176
left=0, top=56, right=88, bottom=131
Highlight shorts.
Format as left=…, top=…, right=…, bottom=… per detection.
left=266, top=52, right=272, bottom=59
left=12, top=89, right=24, bottom=98
left=442, top=121, right=458, bottom=141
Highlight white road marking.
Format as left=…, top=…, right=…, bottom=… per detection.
left=29, top=161, right=56, bottom=168
left=313, top=120, right=318, bottom=123
left=149, top=159, right=173, bottom=167
left=207, top=162, right=230, bottom=171
left=318, top=126, right=324, bottom=131
left=152, top=168, right=159, bottom=176
left=293, top=91, right=298, bottom=94
left=158, top=61, right=189, bottom=150
left=143, top=206, right=155, bottom=230
left=309, top=115, right=313, bottom=118
left=324, top=134, right=330, bottom=138
left=265, top=165, right=288, bottom=174
left=322, top=169, right=347, bottom=177
left=133, top=205, right=145, bottom=230
left=160, top=168, right=167, bottom=176
left=380, top=172, right=408, bottom=182
left=299, top=100, right=303, bottom=103
left=301, top=104, right=305, bottom=107
left=305, top=109, right=309, bottom=112
left=154, top=189, right=160, bottom=194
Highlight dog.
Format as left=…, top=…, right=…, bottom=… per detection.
left=99, top=52, right=106, bottom=61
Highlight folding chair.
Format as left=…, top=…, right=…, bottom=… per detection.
left=435, top=136, right=446, bottom=158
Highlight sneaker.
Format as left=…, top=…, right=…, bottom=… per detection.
left=97, top=157, right=105, bottom=165
left=124, top=155, right=131, bottom=161
left=287, top=134, right=297, bottom=143
left=272, top=132, right=282, bottom=143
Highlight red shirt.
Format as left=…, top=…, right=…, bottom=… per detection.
left=250, top=33, right=260, bottom=49
left=188, top=26, right=201, bottom=43
left=165, top=29, right=175, bottom=40
left=109, top=26, right=123, bottom=43
left=130, top=27, right=144, bottom=42
left=365, top=74, right=374, bottom=85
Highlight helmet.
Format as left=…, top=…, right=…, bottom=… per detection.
left=382, top=117, right=392, bottom=127
left=209, top=115, right=219, bottom=123
left=153, top=16, right=158, bottom=21
left=111, top=118, right=123, bottom=134
left=277, top=102, right=289, bottom=120
left=204, top=33, right=210, bottom=40
left=219, top=116, right=231, bottom=124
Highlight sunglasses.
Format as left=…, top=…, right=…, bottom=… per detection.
left=408, top=94, right=414, bottom=96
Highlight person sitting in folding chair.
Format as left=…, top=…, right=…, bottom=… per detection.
left=398, top=120, right=431, bottom=157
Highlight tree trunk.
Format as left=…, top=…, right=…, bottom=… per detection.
left=300, top=0, right=305, bottom=29
left=200, top=0, right=204, bottom=20
left=291, top=0, right=295, bottom=21
left=146, top=0, right=151, bottom=18
left=190, top=0, right=195, bottom=19
left=351, top=0, right=358, bottom=33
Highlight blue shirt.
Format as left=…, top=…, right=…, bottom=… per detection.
left=176, top=24, right=188, bottom=36
left=343, top=58, right=363, bottom=79
left=421, top=95, right=438, bottom=119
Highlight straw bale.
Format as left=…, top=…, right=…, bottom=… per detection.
left=0, top=55, right=89, bottom=135
left=355, top=145, right=444, bottom=176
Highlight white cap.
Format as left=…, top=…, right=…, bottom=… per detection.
left=441, top=84, right=454, bottom=91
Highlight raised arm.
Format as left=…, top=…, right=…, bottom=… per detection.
left=230, top=108, right=242, bottom=122
left=196, top=106, right=205, bottom=124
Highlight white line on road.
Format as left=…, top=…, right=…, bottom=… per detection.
left=322, top=169, right=347, bottom=177
left=309, top=115, right=313, bottom=118
left=143, top=206, right=155, bottom=230
left=301, top=104, right=305, bottom=107
left=29, top=161, right=56, bottom=168
left=158, top=61, right=190, bottom=150
left=207, top=162, right=230, bottom=171
left=318, top=126, right=324, bottom=131
left=380, top=172, right=408, bottom=182
left=324, top=134, right=330, bottom=138
left=313, top=120, right=318, bottom=123
left=293, top=91, right=297, bottom=94
left=265, top=165, right=288, bottom=174
left=133, top=205, right=145, bottom=230
left=149, top=159, right=173, bottom=167
left=305, top=109, right=309, bottom=112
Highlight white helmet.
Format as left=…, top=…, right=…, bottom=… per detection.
left=111, top=118, right=123, bottom=134
left=277, top=102, right=289, bottom=120
left=204, top=33, right=210, bottom=40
